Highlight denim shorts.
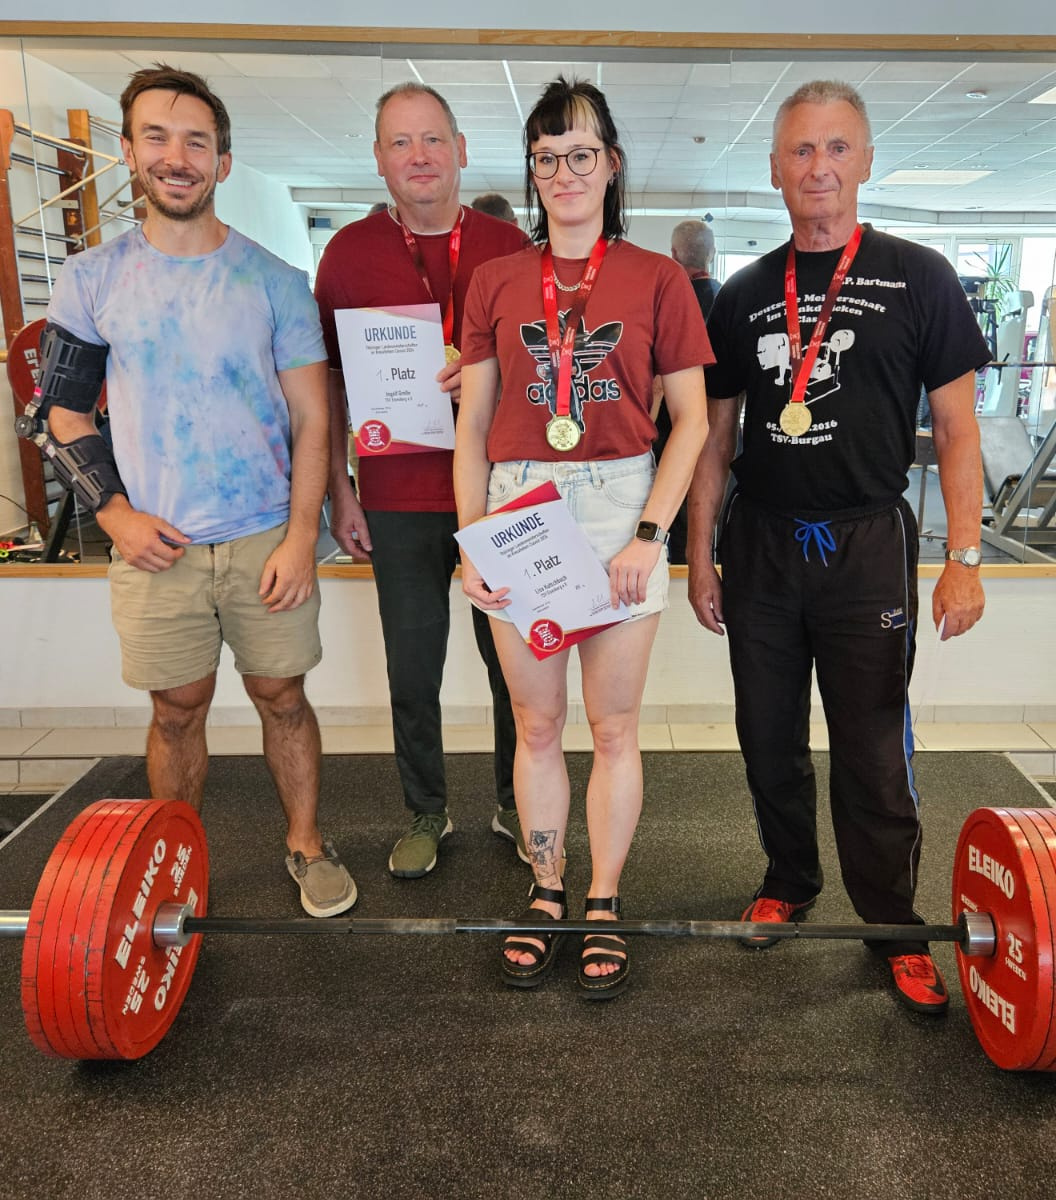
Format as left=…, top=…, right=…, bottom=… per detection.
left=484, top=452, right=668, bottom=623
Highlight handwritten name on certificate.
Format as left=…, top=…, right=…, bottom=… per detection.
left=335, top=303, right=454, bottom=456
left=455, top=483, right=629, bottom=659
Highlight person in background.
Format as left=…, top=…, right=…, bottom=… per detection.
left=654, top=217, right=724, bottom=562
left=471, top=192, right=518, bottom=224
left=670, top=218, right=721, bottom=320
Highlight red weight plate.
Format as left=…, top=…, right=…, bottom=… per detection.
left=1018, top=808, right=1056, bottom=1071
left=79, top=803, right=165, bottom=1059
left=27, top=802, right=148, bottom=1058
left=41, top=804, right=137, bottom=1058
left=21, top=806, right=97, bottom=1056
left=21, top=800, right=127, bottom=1057
left=62, top=804, right=158, bottom=1058
left=22, top=825, right=88, bottom=1057
left=4, top=317, right=106, bottom=414
left=1005, top=812, right=1056, bottom=1070
left=4, top=318, right=47, bottom=410
left=83, top=800, right=209, bottom=1060
left=953, top=808, right=1055, bottom=1071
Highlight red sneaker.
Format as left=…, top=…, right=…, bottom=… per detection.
left=739, top=896, right=816, bottom=948
left=889, top=954, right=949, bottom=1013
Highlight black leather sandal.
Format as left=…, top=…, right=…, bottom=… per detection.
left=578, top=896, right=629, bottom=1000
left=500, top=883, right=567, bottom=989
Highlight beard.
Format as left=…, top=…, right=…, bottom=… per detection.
left=138, top=168, right=218, bottom=222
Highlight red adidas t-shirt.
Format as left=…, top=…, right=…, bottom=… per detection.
left=460, top=239, right=714, bottom=463
left=314, top=207, right=528, bottom=510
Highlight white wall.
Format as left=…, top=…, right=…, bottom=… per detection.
left=2, top=575, right=1053, bottom=724
left=215, top=161, right=313, bottom=276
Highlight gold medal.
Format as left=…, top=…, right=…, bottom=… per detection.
left=444, top=344, right=461, bottom=365
left=546, top=415, right=581, bottom=452
left=779, top=403, right=812, bottom=437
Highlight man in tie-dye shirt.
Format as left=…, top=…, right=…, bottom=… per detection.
left=44, top=64, right=356, bottom=918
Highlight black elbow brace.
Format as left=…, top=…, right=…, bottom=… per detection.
left=41, top=434, right=127, bottom=513
left=36, top=321, right=109, bottom=417
left=13, top=321, right=122, bottom=512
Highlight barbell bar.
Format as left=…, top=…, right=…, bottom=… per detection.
left=156, top=906, right=1005, bottom=950
left=0, top=907, right=997, bottom=947
left=5, top=798, right=1056, bottom=1070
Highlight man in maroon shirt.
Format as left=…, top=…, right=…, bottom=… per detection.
left=315, top=84, right=528, bottom=878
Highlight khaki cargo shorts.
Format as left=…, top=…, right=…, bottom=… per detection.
left=109, top=522, right=322, bottom=691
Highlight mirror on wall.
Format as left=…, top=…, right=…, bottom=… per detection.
left=1, top=34, right=1055, bottom=567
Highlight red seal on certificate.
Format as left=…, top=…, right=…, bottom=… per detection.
left=357, top=420, right=392, bottom=454
left=529, top=619, right=565, bottom=656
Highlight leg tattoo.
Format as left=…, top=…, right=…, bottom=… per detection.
left=528, top=828, right=561, bottom=886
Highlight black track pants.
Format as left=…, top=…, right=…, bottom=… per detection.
left=719, top=495, right=929, bottom=955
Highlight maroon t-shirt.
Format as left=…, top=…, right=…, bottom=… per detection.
left=461, top=240, right=714, bottom=463
left=314, top=206, right=528, bottom=510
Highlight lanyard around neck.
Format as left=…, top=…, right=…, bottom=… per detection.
left=541, top=236, right=608, bottom=421
left=396, top=207, right=464, bottom=346
left=783, top=223, right=862, bottom=407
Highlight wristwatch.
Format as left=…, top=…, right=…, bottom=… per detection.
left=945, top=545, right=983, bottom=568
left=635, top=520, right=670, bottom=546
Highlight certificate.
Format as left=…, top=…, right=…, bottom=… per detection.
left=334, top=303, right=455, bottom=456
left=455, top=482, right=629, bottom=660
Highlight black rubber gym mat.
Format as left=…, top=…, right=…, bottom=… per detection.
left=0, top=752, right=1053, bottom=1200
left=0, top=794, right=53, bottom=839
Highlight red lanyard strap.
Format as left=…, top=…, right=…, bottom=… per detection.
left=397, top=208, right=463, bottom=346
left=783, top=223, right=862, bottom=406
left=541, top=236, right=608, bottom=419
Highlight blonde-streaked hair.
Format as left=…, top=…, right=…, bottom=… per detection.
left=522, top=76, right=627, bottom=244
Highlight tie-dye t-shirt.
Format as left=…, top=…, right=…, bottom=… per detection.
left=47, top=226, right=326, bottom=543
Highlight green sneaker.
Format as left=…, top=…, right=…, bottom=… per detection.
left=389, top=811, right=454, bottom=878
left=492, top=806, right=529, bottom=864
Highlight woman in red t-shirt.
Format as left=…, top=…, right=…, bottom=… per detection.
left=455, top=77, right=710, bottom=998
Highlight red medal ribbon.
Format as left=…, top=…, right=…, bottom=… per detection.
left=541, top=236, right=609, bottom=421
left=783, top=223, right=863, bottom=407
left=396, top=207, right=463, bottom=346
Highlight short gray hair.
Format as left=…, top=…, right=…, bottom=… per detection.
left=671, top=219, right=715, bottom=270
left=375, top=82, right=459, bottom=141
left=772, top=80, right=872, bottom=150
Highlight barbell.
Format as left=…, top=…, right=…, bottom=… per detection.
left=2, top=798, right=1055, bottom=1070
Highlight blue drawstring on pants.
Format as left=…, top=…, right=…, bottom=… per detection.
left=794, top=519, right=837, bottom=565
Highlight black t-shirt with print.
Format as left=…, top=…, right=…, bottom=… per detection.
left=705, top=224, right=990, bottom=512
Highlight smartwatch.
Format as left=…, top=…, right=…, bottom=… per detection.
left=945, top=545, right=982, bottom=568
left=635, top=521, right=670, bottom=546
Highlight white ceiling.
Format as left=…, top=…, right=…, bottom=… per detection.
left=21, top=42, right=1056, bottom=225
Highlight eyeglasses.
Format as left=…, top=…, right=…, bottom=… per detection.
left=527, top=147, right=604, bottom=179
